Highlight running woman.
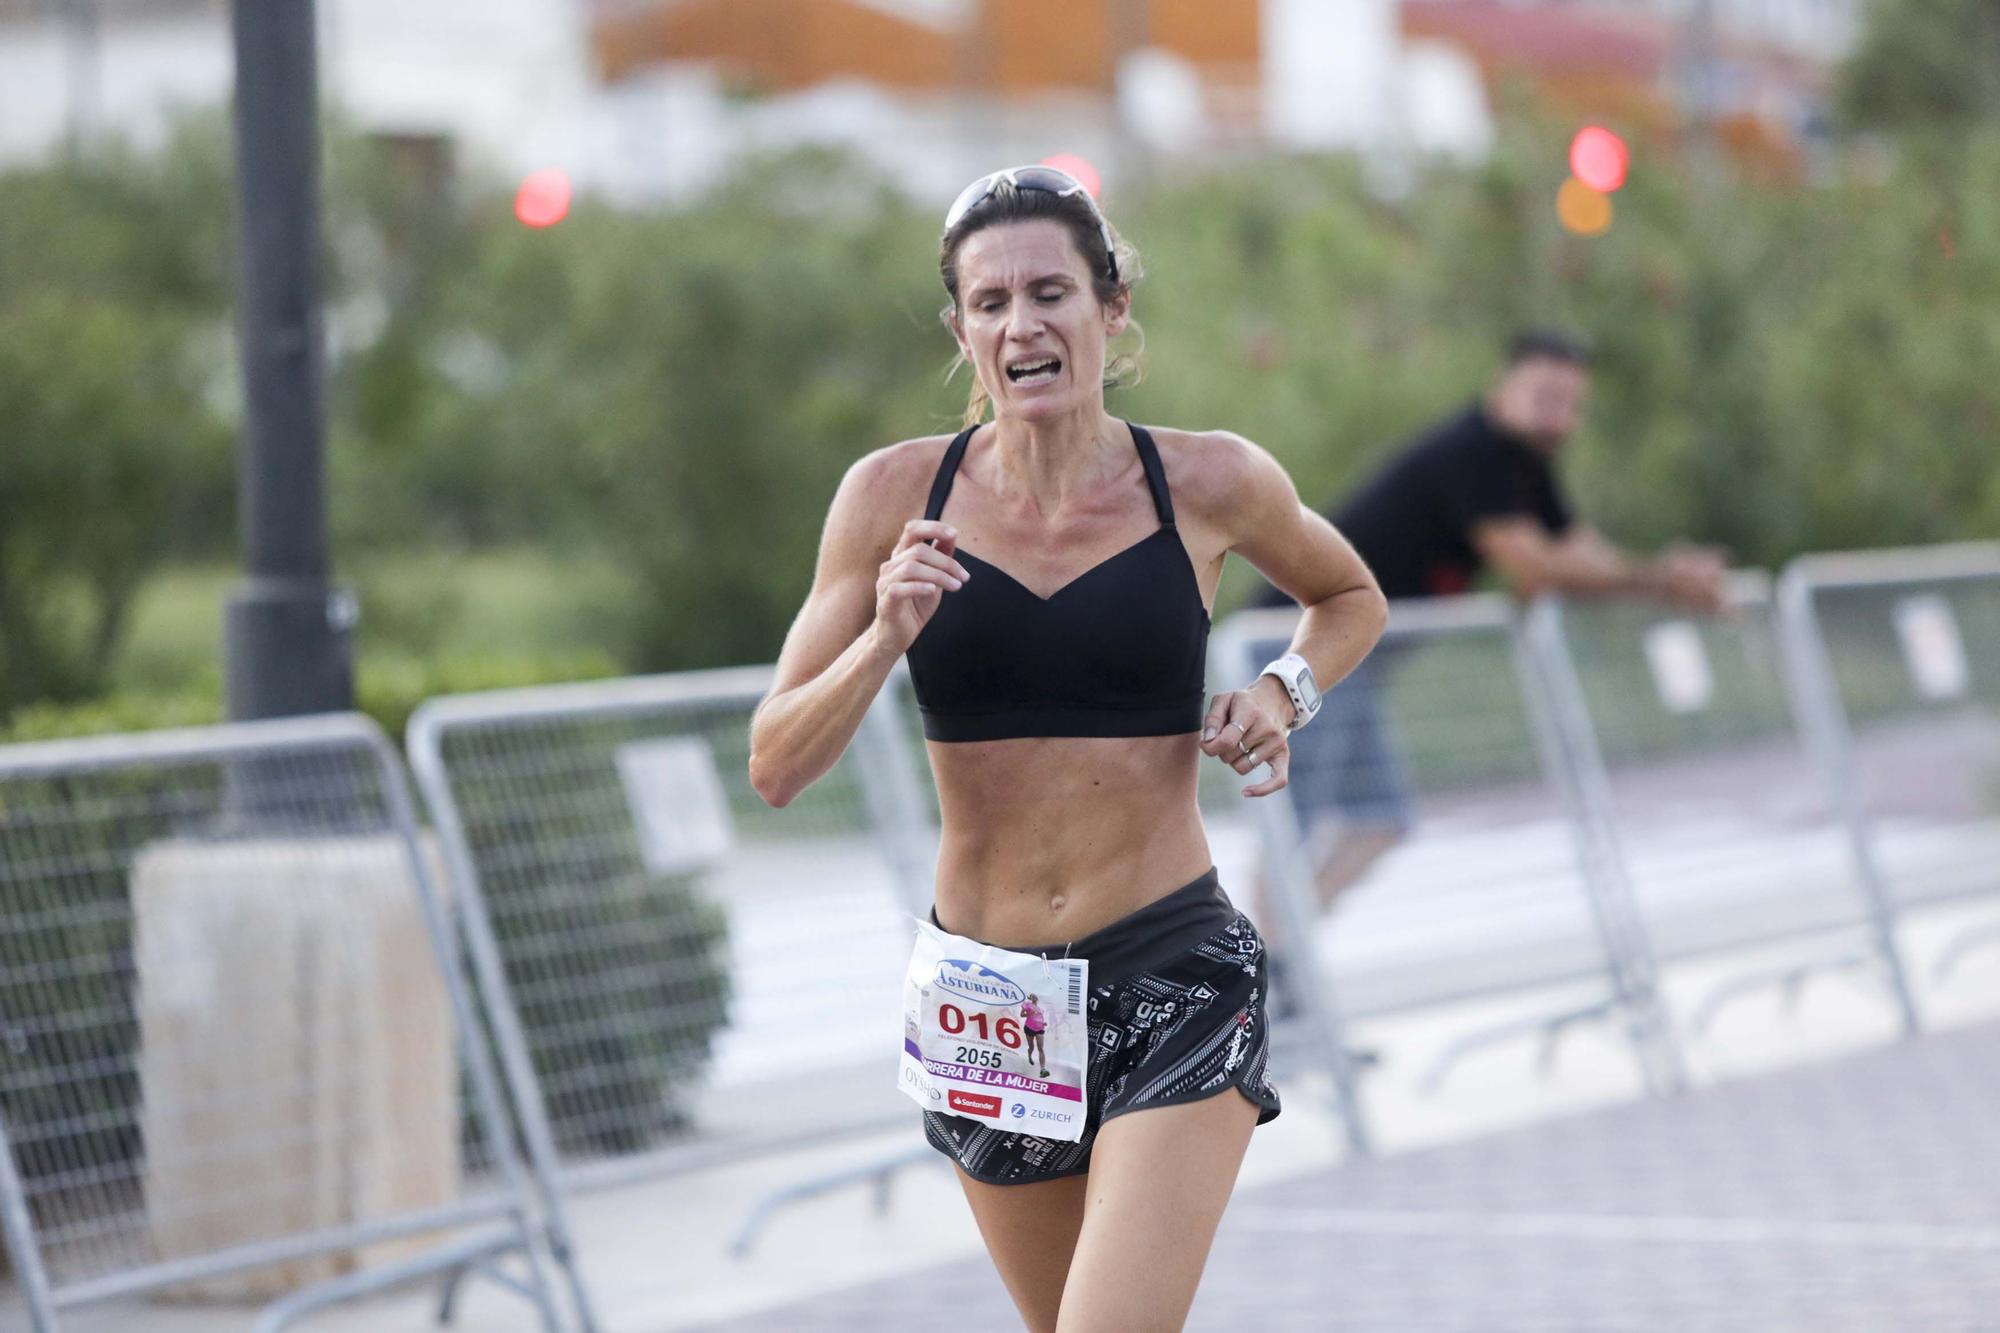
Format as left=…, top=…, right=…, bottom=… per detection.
left=1022, top=993, right=1049, bottom=1077
left=750, top=164, right=1384, bottom=1332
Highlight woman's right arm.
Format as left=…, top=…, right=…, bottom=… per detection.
left=748, top=447, right=970, bottom=807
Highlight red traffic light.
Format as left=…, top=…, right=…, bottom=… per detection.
left=515, top=170, right=573, bottom=228
left=1569, top=127, right=1629, bottom=194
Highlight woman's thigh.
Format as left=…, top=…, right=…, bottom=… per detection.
left=955, top=1166, right=1090, bottom=1333
left=1057, top=1091, right=1262, bottom=1332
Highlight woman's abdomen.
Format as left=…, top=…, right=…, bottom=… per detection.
left=925, top=733, right=1214, bottom=947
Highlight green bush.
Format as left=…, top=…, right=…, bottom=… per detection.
left=0, top=758, right=225, bottom=1258
left=494, top=871, right=731, bottom=1155
left=0, top=692, right=223, bottom=745
left=0, top=652, right=625, bottom=749
left=0, top=123, right=237, bottom=721
left=357, top=651, right=622, bottom=745
left=442, top=717, right=734, bottom=1157
left=0, top=295, right=232, bottom=716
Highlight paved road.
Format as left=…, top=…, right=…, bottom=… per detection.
left=696, top=1020, right=2000, bottom=1332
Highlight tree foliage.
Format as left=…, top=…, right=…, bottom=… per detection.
left=330, top=125, right=1999, bottom=664
left=1839, top=0, right=2000, bottom=132
left=331, top=148, right=959, bottom=670
left=0, top=127, right=235, bottom=712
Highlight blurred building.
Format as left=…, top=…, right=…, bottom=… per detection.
left=0, top=0, right=1859, bottom=203
left=1403, top=0, right=1859, bottom=166
left=0, top=0, right=1485, bottom=201
left=1550, top=0, right=1860, bottom=64
left=0, top=0, right=596, bottom=180
left=588, top=0, right=1504, bottom=202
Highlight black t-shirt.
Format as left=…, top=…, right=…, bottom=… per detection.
left=1259, top=403, right=1573, bottom=605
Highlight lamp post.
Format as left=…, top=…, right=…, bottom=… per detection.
left=222, top=0, right=354, bottom=722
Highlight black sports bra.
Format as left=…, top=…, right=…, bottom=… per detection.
left=904, top=423, right=1210, bottom=742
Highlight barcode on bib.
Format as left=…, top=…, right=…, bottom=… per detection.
left=1067, top=966, right=1083, bottom=1016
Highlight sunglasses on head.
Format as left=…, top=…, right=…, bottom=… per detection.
left=943, top=165, right=1119, bottom=283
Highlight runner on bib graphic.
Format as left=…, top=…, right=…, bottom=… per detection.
left=1022, top=994, right=1049, bottom=1078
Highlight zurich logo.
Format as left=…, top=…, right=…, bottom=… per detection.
left=935, top=960, right=1027, bottom=1007
left=1012, top=1103, right=1027, bottom=1119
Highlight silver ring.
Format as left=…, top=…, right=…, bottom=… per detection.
left=1237, top=739, right=1252, bottom=756
left=1226, top=720, right=1247, bottom=734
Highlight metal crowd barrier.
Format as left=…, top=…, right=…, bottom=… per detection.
left=725, top=666, right=942, bottom=1254
left=405, top=668, right=932, bottom=1219
left=0, top=715, right=586, bottom=1332
left=1776, top=543, right=2000, bottom=993
left=1530, top=573, right=1921, bottom=1038
left=1216, top=596, right=1680, bottom=1122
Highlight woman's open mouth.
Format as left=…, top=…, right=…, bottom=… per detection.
left=1006, top=357, right=1062, bottom=386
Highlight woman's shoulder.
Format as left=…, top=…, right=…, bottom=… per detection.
left=834, top=432, right=961, bottom=511
left=856, top=432, right=958, bottom=481
left=815, top=432, right=965, bottom=558
left=1141, top=425, right=1282, bottom=513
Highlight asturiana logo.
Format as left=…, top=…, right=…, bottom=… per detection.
left=935, top=960, right=1026, bottom=1007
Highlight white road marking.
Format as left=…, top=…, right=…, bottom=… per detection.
left=1229, top=1205, right=2000, bottom=1252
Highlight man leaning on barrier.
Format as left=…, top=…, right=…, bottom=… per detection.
left=1250, top=329, right=1732, bottom=1000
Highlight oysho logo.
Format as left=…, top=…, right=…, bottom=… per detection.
left=935, top=960, right=1027, bottom=1007
left=948, top=1089, right=1003, bottom=1118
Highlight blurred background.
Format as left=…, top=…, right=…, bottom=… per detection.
left=1, top=0, right=1992, bottom=742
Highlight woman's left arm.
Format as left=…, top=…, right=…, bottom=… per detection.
left=1195, top=434, right=1388, bottom=798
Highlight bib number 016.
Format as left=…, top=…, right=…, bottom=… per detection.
left=938, top=1002, right=1024, bottom=1049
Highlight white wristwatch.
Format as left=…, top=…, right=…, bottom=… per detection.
left=1258, top=653, right=1322, bottom=732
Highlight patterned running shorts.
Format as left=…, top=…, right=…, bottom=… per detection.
left=923, top=867, right=1281, bottom=1185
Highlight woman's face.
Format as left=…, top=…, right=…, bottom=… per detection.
left=949, top=219, right=1129, bottom=425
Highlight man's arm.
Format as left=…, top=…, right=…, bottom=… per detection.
left=1472, top=518, right=1730, bottom=614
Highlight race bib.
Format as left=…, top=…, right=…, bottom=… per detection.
left=898, top=920, right=1090, bottom=1142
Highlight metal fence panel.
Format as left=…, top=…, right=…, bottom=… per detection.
left=407, top=668, right=929, bottom=1194
left=0, top=715, right=572, bottom=1330
left=1530, top=575, right=1921, bottom=1034
left=1778, top=544, right=2000, bottom=985
left=1222, top=602, right=1637, bottom=1010
left=1217, top=599, right=1674, bottom=1101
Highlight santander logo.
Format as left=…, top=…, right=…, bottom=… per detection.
left=934, top=960, right=1026, bottom=1007
left=948, top=1089, right=1003, bottom=1118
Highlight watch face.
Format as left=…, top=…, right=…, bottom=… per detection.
left=1298, top=671, right=1321, bottom=708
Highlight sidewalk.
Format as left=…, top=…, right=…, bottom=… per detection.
left=698, top=1017, right=2000, bottom=1332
